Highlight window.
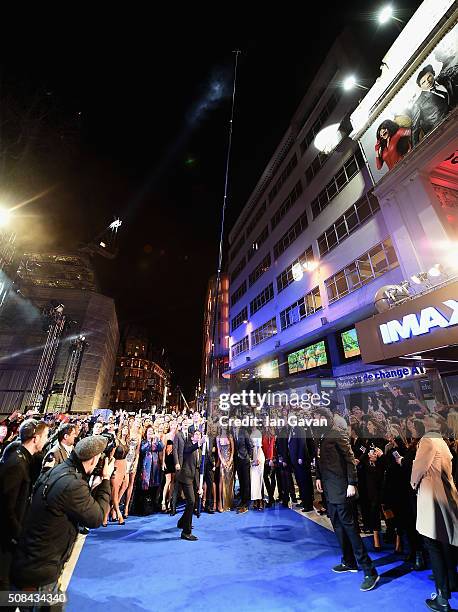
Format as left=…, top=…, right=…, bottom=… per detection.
left=273, top=211, right=308, bottom=260
left=250, top=283, right=274, bottom=316
left=231, top=336, right=249, bottom=359
left=230, top=281, right=247, bottom=307
left=247, top=226, right=269, bottom=261
left=324, top=238, right=399, bottom=304
left=318, top=191, right=380, bottom=256
left=268, top=154, right=298, bottom=204
left=279, top=287, right=322, bottom=330
left=229, top=234, right=245, bottom=263
left=271, top=181, right=303, bottom=229
left=245, top=201, right=267, bottom=240
left=276, top=246, right=314, bottom=293
left=311, top=149, right=365, bottom=219
left=299, top=91, right=340, bottom=155
left=251, top=317, right=278, bottom=347
left=231, top=307, right=248, bottom=332
left=231, top=256, right=246, bottom=283
left=249, top=253, right=271, bottom=287
left=305, top=151, right=330, bottom=185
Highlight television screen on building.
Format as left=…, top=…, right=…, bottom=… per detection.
left=287, top=341, right=328, bottom=374
left=341, top=328, right=361, bottom=359
left=256, top=359, right=279, bottom=379
left=355, top=21, right=458, bottom=183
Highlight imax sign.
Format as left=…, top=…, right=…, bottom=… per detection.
left=380, top=299, right=458, bottom=344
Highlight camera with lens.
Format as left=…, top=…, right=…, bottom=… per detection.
left=92, top=432, right=117, bottom=478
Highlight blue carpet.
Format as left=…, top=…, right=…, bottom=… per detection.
left=67, top=507, right=458, bottom=612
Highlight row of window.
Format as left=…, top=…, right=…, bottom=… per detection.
left=273, top=210, right=308, bottom=260
left=231, top=256, right=246, bottom=283
left=231, top=306, right=248, bottom=332
left=279, top=287, right=322, bottom=331
left=300, top=91, right=340, bottom=155
left=311, top=148, right=365, bottom=219
left=305, top=151, right=329, bottom=185
left=271, top=181, right=303, bottom=230
left=251, top=317, right=278, bottom=347
left=250, top=282, right=274, bottom=316
left=247, top=225, right=269, bottom=261
left=325, top=239, right=398, bottom=303
left=245, top=201, right=267, bottom=241
left=276, top=246, right=314, bottom=293
left=229, top=234, right=245, bottom=263
left=230, top=280, right=247, bottom=307
left=268, top=154, right=298, bottom=204
left=231, top=335, right=249, bottom=358
left=249, top=253, right=271, bottom=287
left=318, top=191, right=380, bottom=257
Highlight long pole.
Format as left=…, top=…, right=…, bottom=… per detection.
left=199, top=49, right=241, bottom=512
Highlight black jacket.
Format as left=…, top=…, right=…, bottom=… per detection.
left=411, top=88, right=450, bottom=145
left=172, top=430, right=185, bottom=469
left=0, top=444, right=33, bottom=543
left=233, top=428, right=253, bottom=462
left=315, top=428, right=358, bottom=504
left=175, top=440, right=200, bottom=485
left=11, top=451, right=111, bottom=587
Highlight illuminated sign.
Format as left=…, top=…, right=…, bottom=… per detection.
left=287, top=341, right=328, bottom=374
left=380, top=299, right=458, bottom=343
left=337, top=366, right=426, bottom=389
left=341, top=328, right=361, bottom=359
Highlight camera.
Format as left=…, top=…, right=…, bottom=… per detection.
left=92, top=433, right=117, bottom=478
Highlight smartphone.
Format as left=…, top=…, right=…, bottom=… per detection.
left=392, top=450, right=401, bottom=460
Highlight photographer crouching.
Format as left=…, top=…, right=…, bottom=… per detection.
left=10, top=435, right=115, bottom=610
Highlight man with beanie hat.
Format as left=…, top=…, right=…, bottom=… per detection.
left=11, top=435, right=114, bottom=598
left=313, top=407, right=379, bottom=592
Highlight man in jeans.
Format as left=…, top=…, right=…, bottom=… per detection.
left=313, top=408, right=379, bottom=592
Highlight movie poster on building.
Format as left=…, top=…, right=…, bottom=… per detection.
left=358, top=23, right=458, bottom=184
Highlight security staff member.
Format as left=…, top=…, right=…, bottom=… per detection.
left=313, top=408, right=379, bottom=593
left=0, top=419, right=49, bottom=589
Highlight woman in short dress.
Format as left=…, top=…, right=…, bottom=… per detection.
left=104, top=422, right=129, bottom=525
left=217, top=428, right=234, bottom=512
left=122, top=415, right=142, bottom=518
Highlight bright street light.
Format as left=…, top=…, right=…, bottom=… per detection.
left=343, top=75, right=356, bottom=91
left=378, top=5, right=393, bottom=24
left=0, top=208, right=12, bottom=228
left=314, top=123, right=342, bottom=154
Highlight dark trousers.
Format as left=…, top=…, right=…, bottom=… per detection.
left=235, top=458, right=251, bottom=506
left=327, top=500, right=375, bottom=574
left=0, top=541, right=12, bottom=590
left=171, top=478, right=182, bottom=510
left=423, top=536, right=458, bottom=598
left=204, top=467, right=215, bottom=506
left=292, top=463, right=313, bottom=509
left=177, top=482, right=195, bottom=535
left=277, top=465, right=295, bottom=503
left=263, top=462, right=276, bottom=502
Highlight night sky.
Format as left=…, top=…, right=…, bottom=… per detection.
left=0, top=2, right=420, bottom=396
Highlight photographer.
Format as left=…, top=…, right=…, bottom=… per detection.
left=11, top=435, right=114, bottom=599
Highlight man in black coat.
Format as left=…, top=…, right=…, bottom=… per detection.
left=11, top=435, right=113, bottom=594
left=288, top=423, right=314, bottom=511
left=175, top=430, right=206, bottom=540
left=170, top=425, right=186, bottom=515
left=313, top=408, right=379, bottom=592
left=411, top=63, right=458, bottom=146
left=233, top=424, right=253, bottom=513
left=0, top=419, right=49, bottom=590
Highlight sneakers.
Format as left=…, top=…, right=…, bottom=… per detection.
left=360, top=573, right=380, bottom=592
left=181, top=532, right=198, bottom=541
left=332, top=563, right=358, bottom=573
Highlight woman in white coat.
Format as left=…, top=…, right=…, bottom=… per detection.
left=250, top=426, right=265, bottom=510
left=411, top=415, right=458, bottom=612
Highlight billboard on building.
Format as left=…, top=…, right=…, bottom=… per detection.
left=341, top=328, right=361, bottom=359
left=287, top=340, right=328, bottom=374
left=356, top=22, right=458, bottom=183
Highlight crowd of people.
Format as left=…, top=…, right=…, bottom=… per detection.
left=0, top=398, right=457, bottom=611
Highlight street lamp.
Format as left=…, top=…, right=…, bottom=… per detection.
left=343, top=75, right=369, bottom=91
left=378, top=4, right=404, bottom=25
left=0, top=208, right=12, bottom=228
left=313, top=123, right=342, bottom=154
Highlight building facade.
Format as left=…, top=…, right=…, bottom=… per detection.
left=110, top=330, right=171, bottom=413
left=201, top=274, right=230, bottom=392
left=226, top=2, right=458, bottom=411
left=0, top=251, right=119, bottom=415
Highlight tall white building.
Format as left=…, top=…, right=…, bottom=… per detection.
left=227, top=3, right=458, bottom=410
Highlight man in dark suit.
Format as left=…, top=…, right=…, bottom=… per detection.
left=41, top=423, right=77, bottom=472
left=175, top=430, right=206, bottom=541
left=233, top=424, right=253, bottom=513
left=412, top=63, right=458, bottom=146
left=170, top=424, right=186, bottom=516
left=288, top=423, right=314, bottom=512
left=313, top=408, right=379, bottom=592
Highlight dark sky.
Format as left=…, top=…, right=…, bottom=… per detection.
left=0, top=2, right=421, bottom=396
